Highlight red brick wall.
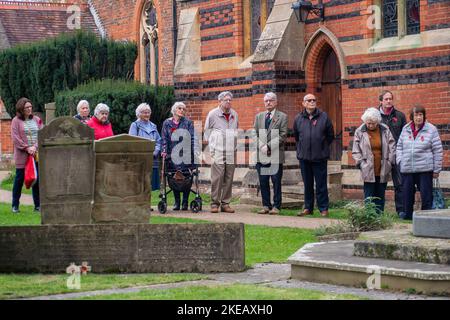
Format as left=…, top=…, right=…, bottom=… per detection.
left=88, top=0, right=174, bottom=85
left=0, top=120, right=12, bottom=155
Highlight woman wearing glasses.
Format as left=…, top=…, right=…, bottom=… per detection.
left=10, top=97, right=43, bottom=213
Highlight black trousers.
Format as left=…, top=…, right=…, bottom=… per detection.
left=300, top=160, right=329, bottom=212
left=391, top=164, right=404, bottom=214
left=256, top=163, right=283, bottom=210
left=12, top=167, right=40, bottom=209
left=402, top=171, right=433, bottom=219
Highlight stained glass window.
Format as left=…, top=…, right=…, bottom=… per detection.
left=406, top=0, right=420, bottom=35
left=383, top=0, right=398, bottom=38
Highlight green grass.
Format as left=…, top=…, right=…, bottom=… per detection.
left=245, top=225, right=316, bottom=265
left=77, top=284, right=365, bottom=300
left=0, top=171, right=31, bottom=195
left=0, top=203, right=40, bottom=225
left=0, top=273, right=208, bottom=300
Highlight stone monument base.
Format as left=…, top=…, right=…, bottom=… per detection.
left=413, top=209, right=450, bottom=239
left=0, top=223, right=245, bottom=273
left=354, top=229, right=450, bottom=264
left=288, top=241, right=450, bottom=295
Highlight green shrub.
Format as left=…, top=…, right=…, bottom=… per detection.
left=314, top=199, right=395, bottom=236
left=55, top=79, right=174, bottom=134
left=345, top=199, right=395, bottom=232
left=0, top=30, right=137, bottom=115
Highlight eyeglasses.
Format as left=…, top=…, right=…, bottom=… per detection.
left=305, top=99, right=316, bottom=103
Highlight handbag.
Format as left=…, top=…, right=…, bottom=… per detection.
left=24, top=155, right=38, bottom=189
left=432, top=178, right=446, bottom=210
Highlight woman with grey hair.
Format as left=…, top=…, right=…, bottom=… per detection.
left=129, top=103, right=162, bottom=190
left=73, top=100, right=91, bottom=124
left=352, top=107, right=396, bottom=213
left=161, top=102, right=197, bottom=211
left=87, top=103, right=114, bottom=140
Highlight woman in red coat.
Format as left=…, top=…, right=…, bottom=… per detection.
left=87, top=103, right=114, bottom=140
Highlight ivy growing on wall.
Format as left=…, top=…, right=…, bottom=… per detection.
left=0, top=30, right=137, bottom=116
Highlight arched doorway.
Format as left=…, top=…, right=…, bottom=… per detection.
left=321, top=48, right=342, bottom=161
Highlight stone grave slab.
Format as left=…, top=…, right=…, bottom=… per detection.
left=38, top=117, right=95, bottom=224
left=93, top=134, right=155, bottom=223
left=413, top=209, right=450, bottom=239
left=0, top=223, right=245, bottom=273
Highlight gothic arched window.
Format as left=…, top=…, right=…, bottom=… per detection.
left=244, top=0, right=275, bottom=57
left=140, top=0, right=159, bottom=85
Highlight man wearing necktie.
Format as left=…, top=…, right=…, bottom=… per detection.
left=253, top=92, right=288, bottom=215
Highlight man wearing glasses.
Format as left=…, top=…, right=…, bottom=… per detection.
left=253, top=92, right=288, bottom=215
left=293, top=94, right=335, bottom=217
left=204, top=91, right=239, bottom=213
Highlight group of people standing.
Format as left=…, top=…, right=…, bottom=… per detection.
left=352, top=91, right=443, bottom=219
left=8, top=90, right=444, bottom=219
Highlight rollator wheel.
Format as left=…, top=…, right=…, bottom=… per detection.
left=158, top=201, right=167, bottom=214
left=190, top=200, right=200, bottom=213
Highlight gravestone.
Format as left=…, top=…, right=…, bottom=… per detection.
left=38, top=117, right=95, bottom=224
left=93, top=134, right=155, bottom=223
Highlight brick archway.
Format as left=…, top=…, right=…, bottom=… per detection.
left=302, top=29, right=345, bottom=160
left=302, top=28, right=347, bottom=95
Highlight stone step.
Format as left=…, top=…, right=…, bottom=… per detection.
left=289, top=240, right=450, bottom=295
left=239, top=195, right=303, bottom=209
left=354, top=229, right=450, bottom=265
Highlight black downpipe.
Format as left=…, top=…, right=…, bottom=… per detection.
left=172, top=0, right=178, bottom=64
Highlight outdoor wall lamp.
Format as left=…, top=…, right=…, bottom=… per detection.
left=292, top=0, right=324, bottom=23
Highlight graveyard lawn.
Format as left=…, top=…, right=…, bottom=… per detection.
left=0, top=203, right=317, bottom=267
left=0, top=203, right=318, bottom=299
left=0, top=273, right=208, bottom=300
left=77, top=284, right=365, bottom=300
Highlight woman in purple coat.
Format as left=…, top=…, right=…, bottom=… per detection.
left=10, top=98, right=43, bottom=213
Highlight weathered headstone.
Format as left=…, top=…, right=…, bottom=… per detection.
left=93, top=134, right=155, bottom=223
left=38, top=117, right=95, bottom=224
left=45, top=102, right=56, bottom=124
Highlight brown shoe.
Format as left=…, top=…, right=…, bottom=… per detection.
left=269, top=208, right=280, bottom=215
left=320, top=210, right=329, bottom=217
left=211, top=206, right=219, bottom=213
left=297, top=209, right=312, bottom=217
left=258, top=207, right=270, bottom=214
left=220, top=205, right=235, bottom=213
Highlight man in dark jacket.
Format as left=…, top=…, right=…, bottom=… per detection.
left=294, top=94, right=334, bottom=217
left=378, top=90, right=407, bottom=217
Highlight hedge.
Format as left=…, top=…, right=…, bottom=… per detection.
left=0, top=30, right=137, bottom=116
left=55, top=79, right=174, bottom=134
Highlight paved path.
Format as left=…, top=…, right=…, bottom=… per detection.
left=22, top=263, right=448, bottom=300
left=156, top=207, right=336, bottom=229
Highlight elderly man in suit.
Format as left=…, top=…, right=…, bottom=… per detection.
left=253, top=92, right=288, bottom=215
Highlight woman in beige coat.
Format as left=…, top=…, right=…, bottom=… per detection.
left=352, top=108, right=396, bottom=213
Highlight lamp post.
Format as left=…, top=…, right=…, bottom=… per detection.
left=291, top=0, right=324, bottom=23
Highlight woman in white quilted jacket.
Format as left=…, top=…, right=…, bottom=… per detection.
left=396, top=106, right=443, bottom=220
